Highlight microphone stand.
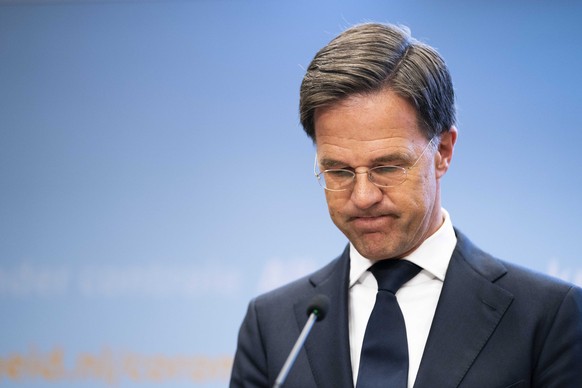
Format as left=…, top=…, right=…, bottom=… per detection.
left=272, top=312, right=318, bottom=388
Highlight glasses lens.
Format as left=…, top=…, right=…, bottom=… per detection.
left=369, top=166, right=407, bottom=187
left=319, top=170, right=354, bottom=190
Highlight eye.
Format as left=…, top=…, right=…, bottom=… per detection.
left=371, top=166, right=403, bottom=175
left=324, top=169, right=354, bottom=178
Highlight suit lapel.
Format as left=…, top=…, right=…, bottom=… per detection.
left=294, top=246, right=354, bottom=388
left=414, top=231, right=514, bottom=388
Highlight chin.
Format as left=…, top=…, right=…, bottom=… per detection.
left=354, top=242, right=396, bottom=260
left=353, top=234, right=410, bottom=260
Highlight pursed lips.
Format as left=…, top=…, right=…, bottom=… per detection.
left=349, top=214, right=396, bottom=231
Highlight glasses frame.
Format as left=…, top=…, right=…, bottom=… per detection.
left=314, top=137, right=437, bottom=192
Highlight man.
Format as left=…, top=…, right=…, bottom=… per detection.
left=230, top=22, right=582, bottom=388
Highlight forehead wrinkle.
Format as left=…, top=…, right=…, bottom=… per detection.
left=316, top=135, right=408, bottom=154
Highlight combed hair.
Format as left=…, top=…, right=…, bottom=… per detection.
left=299, top=23, right=456, bottom=141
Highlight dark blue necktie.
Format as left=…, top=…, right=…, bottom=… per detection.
left=356, top=259, right=422, bottom=388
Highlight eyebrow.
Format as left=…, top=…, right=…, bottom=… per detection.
left=318, top=151, right=413, bottom=169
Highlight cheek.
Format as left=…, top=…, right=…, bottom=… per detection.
left=325, top=192, right=348, bottom=217
left=396, top=176, right=436, bottom=212
left=410, top=165, right=436, bottom=193
left=410, top=178, right=437, bottom=213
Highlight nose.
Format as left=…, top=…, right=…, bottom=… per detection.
left=350, top=170, right=383, bottom=209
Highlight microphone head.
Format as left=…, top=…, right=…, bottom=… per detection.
left=306, top=294, right=330, bottom=321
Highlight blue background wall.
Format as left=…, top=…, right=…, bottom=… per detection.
left=1, top=1, right=581, bottom=387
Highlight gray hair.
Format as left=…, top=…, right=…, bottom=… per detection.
left=299, top=23, right=456, bottom=141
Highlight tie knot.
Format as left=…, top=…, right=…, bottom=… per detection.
left=369, top=259, right=421, bottom=294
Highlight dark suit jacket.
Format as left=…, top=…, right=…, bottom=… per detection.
left=230, top=230, right=582, bottom=387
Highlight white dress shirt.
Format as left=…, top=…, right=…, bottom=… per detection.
left=348, top=209, right=457, bottom=387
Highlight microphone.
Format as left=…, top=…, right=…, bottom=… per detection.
left=273, top=294, right=330, bottom=388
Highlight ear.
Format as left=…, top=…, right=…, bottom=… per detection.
left=435, top=126, right=457, bottom=179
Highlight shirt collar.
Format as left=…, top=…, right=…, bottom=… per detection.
left=349, top=208, right=457, bottom=288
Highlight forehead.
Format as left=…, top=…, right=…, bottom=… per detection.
left=313, top=90, right=426, bottom=160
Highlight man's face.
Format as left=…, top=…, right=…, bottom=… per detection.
left=314, top=89, right=456, bottom=260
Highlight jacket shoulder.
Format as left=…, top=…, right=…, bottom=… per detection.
left=454, top=228, right=579, bottom=301
left=253, top=251, right=346, bottom=310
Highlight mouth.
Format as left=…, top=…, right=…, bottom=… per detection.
left=349, top=214, right=395, bottom=232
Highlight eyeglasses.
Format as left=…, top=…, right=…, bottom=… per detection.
left=314, top=137, right=436, bottom=191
